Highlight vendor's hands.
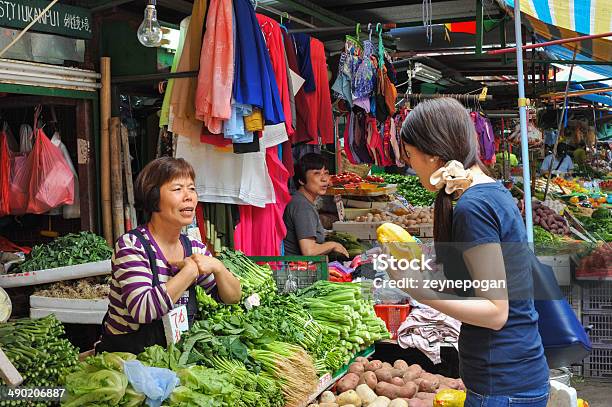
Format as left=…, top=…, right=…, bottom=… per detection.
left=190, top=253, right=225, bottom=276
left=170, top=257, right=199, bottom=281
left=332, top=242, right=350, bottom=258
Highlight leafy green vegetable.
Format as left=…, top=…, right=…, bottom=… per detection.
left=61, top=352, right=145, bottom=407
left=15, top=231, right=113, bottom=273
left=0, top=315, right=79, bottom=390
left=380, top=174, right=437, bottom=206
left=217, top=250, right=277, bottom=301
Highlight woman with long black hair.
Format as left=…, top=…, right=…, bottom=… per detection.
left=388, top=98, right=549, bottom=407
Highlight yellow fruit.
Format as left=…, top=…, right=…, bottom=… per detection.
left=434, top=389, right=466, bottom=406
left=570, top=196, right=579, bottom=204
left=377, top=222, right=422, bottom=260
left=578, top=399, right=589, bottom=407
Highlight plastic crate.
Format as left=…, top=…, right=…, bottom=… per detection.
left=581, top=281, right=612, bottom=313
left=248, top=256, right=328, bottom=293
left=560, top=285, right=581, bottom=318
left=583, top=346, right=612, bottom=381
left=374, top=304, right=411, bottom=340
left=582, top=313, right=612, bottom=347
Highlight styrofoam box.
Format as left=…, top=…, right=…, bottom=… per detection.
left=30, top=296, right=109, bottom=311
left=0, top=260, right=111, bottom=288
left=537, top=255, right=571, bottom=286
left=30, top=307, right=106, bottom=324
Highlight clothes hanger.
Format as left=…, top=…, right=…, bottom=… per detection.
left=279, top=12, right=289, bottom=32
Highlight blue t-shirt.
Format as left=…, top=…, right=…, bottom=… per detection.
left=443, top=182, right=549, bottom=396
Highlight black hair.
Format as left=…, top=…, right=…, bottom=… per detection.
left=293, top=153, right=327, bottom=187
left=400, top=98, right=486, bottom=244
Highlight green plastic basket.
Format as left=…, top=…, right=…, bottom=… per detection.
left=247, top=256, right=329, bottom=293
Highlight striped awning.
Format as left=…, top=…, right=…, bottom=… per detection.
left=501, top=0, right=611, bottom=65
left=502, top=0, right=611, bottom=36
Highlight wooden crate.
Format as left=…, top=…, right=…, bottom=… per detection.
left=332, top=221, right=383, bottom=240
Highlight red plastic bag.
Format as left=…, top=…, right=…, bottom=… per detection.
left=25, top=128, right=74, bottom=214
left=0, top=131, right=10, bottom=216
left=8, top=152, right=30, bottom=215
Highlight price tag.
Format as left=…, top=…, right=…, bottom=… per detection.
left=317, top=373, right=332, bottom=392
left=162, top=305, right=189, bottom=344
left=243, top=293, right=261, bottom=310
left=335, top=195, right=345, bottom=222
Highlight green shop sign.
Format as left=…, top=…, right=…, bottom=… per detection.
left=0, top=0, right=92, bottom=39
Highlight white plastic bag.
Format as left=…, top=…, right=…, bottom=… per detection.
left=19, top=124, right=33, bottom=153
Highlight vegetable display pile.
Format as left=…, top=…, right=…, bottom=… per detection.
left=61, top=352, right=145, bottom=407
left=530, top=201, right=570, bottom=235
left=578, top=243, right=612, bottom=271
left=34, top=277, right=110, bottom=299
left=379, top=174, right=436, bottom=207
left=15, top=232, right=113, bottom=273
left=353, top=207, right=433, bottom=228
left=578, top=212, right=612, bottom=242
left=297, top=281, right=390, bottom=374
left=310, top=358, right=465, bottom=407
left=326, top=232, right=363, bottom=258
left=57, top=251, right=390, bottom=406
left=0, top=315, right=79, bottom=406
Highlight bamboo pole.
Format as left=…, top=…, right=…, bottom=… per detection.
left=100, top=57, right=113, bottom=245
left=110, top=117, right=124, bottom=240
left=121, top=124, right=137, bottom=230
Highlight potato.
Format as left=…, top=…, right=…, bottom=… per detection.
left=403, top=371, right=419, bottom=383
left=368, top=396, right=391, bottom=407
left=416, top=392, right=435, bottom=400
left=407, top=399, right=429, bottom=407
left=320, top=391, right=336, bottom=403
left=319, top=403, right=339, bottom=407
left=382, top=362, right=393, bottom=370
left=355, top=357, right=370, bottom=364
left=393, top=360, right=409, bottom=372
left=389, top=399, right=409, bottom=407
left=337, top=390, right=362, bottom=407
left=356, top=384, right=377, bottom=405
left=402, top=381, right=418, bottom=398
left=408, top=364, right=423, bottom=377
left=390, top=377, right=405, bottom=387
left=359, top=371, right=378, bottom=389
left=375, top=369, right=394, bottom=384
left=365, top=360, right=384, bottom=371
left=417, top=379, right=437, bottom=393
left=337, top=373, right=361, bottom=393
left=375, top=383, right=417, bottom=400
left=420, top=373, right=440, bottom=389
left=348, top=362, right=366, bottom=375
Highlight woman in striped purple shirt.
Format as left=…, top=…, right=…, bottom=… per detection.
left=96, top=157, right=241, bottom=354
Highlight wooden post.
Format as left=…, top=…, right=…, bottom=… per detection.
left=76, top=100, right=96, bottom=232
left=100, top=57, right=112, bottom=244
left=110, top=117, right=124, bottom=240
left=121, top=124, right=137, bottom=229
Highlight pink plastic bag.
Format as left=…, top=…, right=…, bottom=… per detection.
left=0, top=131, right=10, bottom=216
left=25, top=128, right=74, bottom=214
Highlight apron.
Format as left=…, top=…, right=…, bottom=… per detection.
left=95, top=229, right=198, bottom=355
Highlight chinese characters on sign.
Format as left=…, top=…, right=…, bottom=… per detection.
left=0, top=0, right=92, bottom=39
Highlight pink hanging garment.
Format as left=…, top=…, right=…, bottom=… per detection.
left=194, top=0, right=234, bottom=134
left=234, top=147, right=290, bottom=256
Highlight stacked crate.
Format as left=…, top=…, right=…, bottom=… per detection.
left=581, top=281, right=612, bottom=381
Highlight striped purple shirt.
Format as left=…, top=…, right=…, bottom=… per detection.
left=104, top=226, right=216, bottom=335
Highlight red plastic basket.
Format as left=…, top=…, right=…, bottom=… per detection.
left=374, top=304, right=411, bottom=340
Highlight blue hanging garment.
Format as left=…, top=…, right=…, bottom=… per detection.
left=232, top=0, right=285, bottom=125
left=292, top=33, right=316, bottom=93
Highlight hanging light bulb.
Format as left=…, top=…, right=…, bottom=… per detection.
left=137, top=0, right=162, bottom=47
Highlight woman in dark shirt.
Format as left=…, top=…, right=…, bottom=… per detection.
left=388, top=99, right=549, bottom=406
